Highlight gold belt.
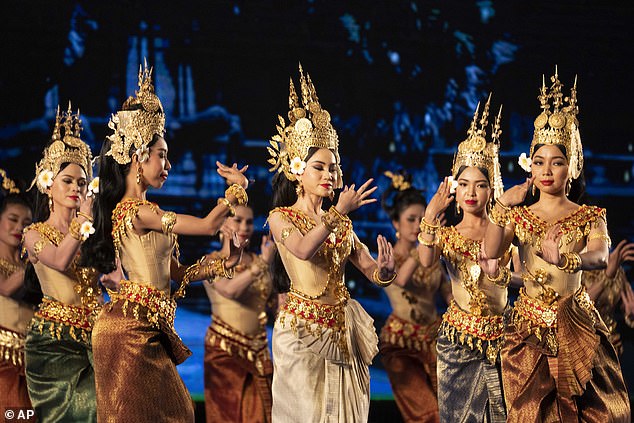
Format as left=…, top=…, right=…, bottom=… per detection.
left=0, top=326, right=25, bottom=367
left=440, top=301, right=505, bottom=364
left=380, top=314, right=439, bottom=352
left=31, top=297, right=98, bottom=342
left=206, top=315, right=270, bottom=375
left=108, top=280, right=176, bottom=329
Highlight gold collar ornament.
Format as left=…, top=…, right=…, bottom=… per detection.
left=106, top=59, right=166, bottom=165
left=451, top=93, right=504, bottom=199
left=530, top=66, right=582, bottom=180
left=29, top=103, right=93, bottom=193
left=267, top=64, right=343, bottom=188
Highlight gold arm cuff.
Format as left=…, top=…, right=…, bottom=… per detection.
left=556, top=252, right=582, bottom=273
left=486, top=266, right=511, bottom=288
left=588, top=232, right=612, bottom=248
left=225, top=184, right=248, bottom=206
left=321, top=206, right=344, bottom=233
left=419, top=217, right=439, bottom=235
left=161, top=211, right=177, bottom=235
left=417, top=232, right=436, bottom=247
left=280, top=226, right=297, bottom=244
left=77, top=212, right=93, bottom=222
left=217, top=197, right=236, bottom=217
left=373, top=268, right=396, bottom=287
left=488, top=203, right=510, bottom=227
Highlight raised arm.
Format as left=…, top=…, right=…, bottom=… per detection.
left=418, top=178, right=453, bottom=268
left=349, top=234, right=396, bottom=287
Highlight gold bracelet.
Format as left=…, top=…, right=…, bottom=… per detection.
left=207, top=257, right=235, bottom=280
left=373, top=268, right=397, bottom=287
left=419, top=217, right=440, bottom=235
left=68, top=217, right=83, bottom=241
left=486, top=266, right=511, bottom=288
left=217, top=197, right=235, bottom=217
left=495, top=198, right=511, bottom=212
left=417, top=232, right=436, bottom=247
left=77, top=211, right=93, bottom=222
left=321, top=206, right=344, bottom=233
left=161, top=211, right=177, bottom=235
left=556, top=252, right=582, bottom=273
left=225, top=184, right=248, bottom=206
left=488, top=203, right=510, bottom=227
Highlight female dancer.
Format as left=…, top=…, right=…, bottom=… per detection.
left=484, top=69, right=630, bottom=421
left=379, top=170, right=451, bottom=423
left=203, top=205, right=276, bottom=423
left=0, top=170, right=33, bottom=411
left=22, top=105, right=101, bottom=422
left=82, top=61, right=248, bottom=422
left=266, top=66, right=396, bottom=422
left=418, top=96, right=510, bottom=423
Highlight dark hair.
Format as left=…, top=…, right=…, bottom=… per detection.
left=270, top=147, right=320, bottom=293
left=525, top=144, right=586, bottom=204
left=80, top=135, right=160, bottom=273
left=381, top=171, right=426, bottom=222
left=0, top=192, right=32, bottom=217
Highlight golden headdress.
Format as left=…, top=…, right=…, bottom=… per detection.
left=530, top=66, right=583, bottom=179
left=30, top=103, right=93, bottom=193
left=0, top=169, right=20, bottom=194
left=267, top=64, right=343, bottom=188
left=106, top=59, right=166, bottom=165
left=384, top=170, right=412, bottom=191
left=452, top=94, right=504, bottom=199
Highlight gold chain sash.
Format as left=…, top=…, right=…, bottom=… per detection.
left=0, top=326, right=25, bottom=367
left=107, top=280, right=176, bottom=329
left=31, top=296, right=98, bottom=342
left=380, top=313, right=440, bottom=352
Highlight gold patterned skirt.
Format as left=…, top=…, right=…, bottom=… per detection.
left=379, top=314, right=440, bottom=423
left=502, top=287, right=631, bottom=422
left=272, top=294, right=378, bottom=422
left=204, top=315, right=272, bottom=423
left=0, top=325, right=31, bottom=411
left=92, top=281, right=194, bottom=423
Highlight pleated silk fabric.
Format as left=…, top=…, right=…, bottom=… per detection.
left=271, top=299, right=378, bottom=423
left=502, top=289, right=631, bottom=422
left=92, top=302, right=194, bottom=423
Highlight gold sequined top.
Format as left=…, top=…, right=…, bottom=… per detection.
left=512, top=205, right=608, bottom=301
left=205, top=251, right=273, bottom=335
left=111, top=198, right=177, bottom=295
left=0, top=258, right=34, bottom=333
left=436, top=225, right=509, bottom=316
left=24, top=222, right=100, bottom=309
left=271, top=207, right=364, bottom=305
left=385, top=250, right=448, bottom=325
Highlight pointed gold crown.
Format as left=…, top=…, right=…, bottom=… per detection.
left=452, top=94, right=504, bottom=199
left=106, top=59, right=166, bottom=165
left=530, top=66, right=583, bottom=179
left=267, top=64, right=343, bottom=188
left=30, top=103, right=93, bottom=193
left=0, top=168, right=20, bottom=194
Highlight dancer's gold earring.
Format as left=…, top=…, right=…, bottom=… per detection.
left=48, top=194, right=54, bottom=213
left=531, top=184, right=536, bottom=196
left=396, top=231, right=400, bottom=239
left=565, top=179, right=572, bottom=196
left=136, top=165, right=143, bottom=185
left=295, top=184, right=304, bottom=197
left=455, top=202, right=461, bottom=214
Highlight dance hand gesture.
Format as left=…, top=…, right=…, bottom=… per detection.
left=260, top=234, right=277, bottom=265
left=78, top=193, right=94, bottom=219
left=376, top=234, right=395, bottom=278
left=425, top=177, right=454, bottom=222
left=335, top=178, right=377, bottom=215
left=216, top=161, right=249, bottom=189
left=219, top=225, right=248, bottom=268
left=478, top=243, right=500, bottom=278
left=606, top=240, right=634, bottom=278
left=498, top=177, right=535, bottom=207
left=536, top=224, right=563, bottom=266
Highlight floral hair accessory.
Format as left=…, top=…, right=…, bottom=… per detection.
left=289, top=157, right=307, bottom=175
left=87, top=177, right=100, bottom=197
left=518, top=152, right=532, bottom=172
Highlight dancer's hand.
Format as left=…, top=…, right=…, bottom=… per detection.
left=335, top=178, right=377, bottom=215
left=78, top=195, right=94, bottom=220
left=497, top=177, right=534, bottom=208
left=425, top=177, right=454, bottom=223
left=536, top=224, right=563, bottom=266
left=376, top=234, right=395, bottom=278
left=260, top=234, right=277, bottom=265
left=216, top=161, right=249, bottom=189
left=478, top=244, right=500, bottom=278
left=219, top=226, right=247, bottom=269
left=100, top=258, right=123, bottom=291
left=606, top=240, right=634, bottom=278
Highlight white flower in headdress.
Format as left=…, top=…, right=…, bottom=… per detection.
left=37, top=170, right=54, bottom=191
left=135, top=145, right=150, bottom=163
left=447, top=176, right=459, bottom=194
left=87, top=177, right=100, bottom=197
left=290, top=157, right=307, bottom=175
left=294, top=118, right=313, bottom=137
left=518, top=152, right=532, bottom=172
left=79, top=221, right=95, bottom=241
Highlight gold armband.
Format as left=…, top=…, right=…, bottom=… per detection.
left=161, top=211, right=177, bottom=235
left=217, top=197, right=235, bottom=217
left=33, top=239, right=49, bottom=258
left=321, top=206, right=344, bottom=233
left=588, top=232, right=612, bottom=248
left=225, top=184, right=248, bottom=206
left=417, top=232, right=436, bottom=247
left=68, top=218, right=83, bottom=242
left=556, top=252, right=582, bottom=274
left=419, top=217, right=439, bottom=235
left=486, top=266, right=511, bottom=288
left=77, top=212, right=93, bottom=222
left=280, top=226, right=297, bottom=244
left=488, top=201, right=510, bottom=228
left=373, top=268, right=397, bottom=287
